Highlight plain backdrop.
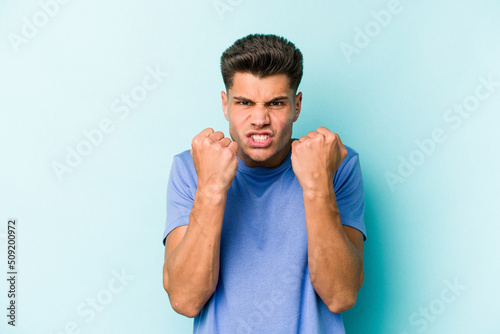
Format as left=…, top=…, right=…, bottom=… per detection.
left=1, top=0, right=499, bottom=333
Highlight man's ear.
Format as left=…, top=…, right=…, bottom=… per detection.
left=222, top=91, right=229, bottom=121
left=293, top=92, right=302, bottom=122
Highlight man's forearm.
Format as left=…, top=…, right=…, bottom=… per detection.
left=303, top=187, right=363, bottom=314
left=165, top=190, right=226, bottom=317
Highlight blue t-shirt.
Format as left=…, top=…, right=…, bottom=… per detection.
left=163, top=145, right=366, bottom=334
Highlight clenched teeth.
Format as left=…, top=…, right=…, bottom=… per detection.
left=251, top=135, right=269, bottom=142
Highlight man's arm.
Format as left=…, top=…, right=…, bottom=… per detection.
left=291, top=127, right=364, bottom=314
left=302, top=191, right=364, bottom=313
left=163, top=128, right=238, bottom=318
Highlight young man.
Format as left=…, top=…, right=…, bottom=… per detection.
left=162, top=34, right=366, bottom=333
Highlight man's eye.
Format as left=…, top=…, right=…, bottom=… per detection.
left=237, top=101, right=250, bottom=106
left=270, top=101, right=283, bottom=107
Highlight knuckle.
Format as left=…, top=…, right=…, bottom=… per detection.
left=213, top=141, right=223, bottom=150
left=319, top=126, right=331, bottom=133
left=202, top=137, right=213, bottom=148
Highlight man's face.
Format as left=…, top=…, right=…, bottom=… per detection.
left=222, top=72, right=302, bottom=168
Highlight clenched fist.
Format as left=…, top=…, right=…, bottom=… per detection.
left=291, top=127, right=348, bottom=194
left=191, top=128, right=239, bottom=195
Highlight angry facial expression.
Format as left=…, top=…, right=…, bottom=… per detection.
left=222, top=72, right=302, bottom=168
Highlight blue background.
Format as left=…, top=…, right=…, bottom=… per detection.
left=1, top=0, right=499, bottom=333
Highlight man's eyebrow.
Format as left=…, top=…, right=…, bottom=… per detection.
left=233, top=96, right=253, bottom=102
left=267, top=96, right=289, bottom=103
left=232, top=96, right=289, bottom=103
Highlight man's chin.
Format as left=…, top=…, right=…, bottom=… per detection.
left=238, top=144, right=292, bottom=168
left=241, top=148, right=272, bottom=162
left=236, top=146, right=268, bottom=164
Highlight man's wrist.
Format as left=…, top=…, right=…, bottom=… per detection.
left=196, top=185, right=228, bottom=205
left=302, top=183, right=335, bottom=201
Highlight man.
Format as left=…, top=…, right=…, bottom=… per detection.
left=162, top=34, right=366, bottom=333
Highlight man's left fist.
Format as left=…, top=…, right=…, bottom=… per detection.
left=291, top=126, right=348, bottom=193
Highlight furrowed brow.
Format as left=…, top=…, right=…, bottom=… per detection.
left=232, top=95, right=289, bottom=104
left=233, top=96, right=253, bottom=102
left=266, top=96, right=289, bottom=103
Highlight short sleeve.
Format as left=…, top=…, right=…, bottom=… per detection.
left=333, top=146, right=367, bottom=240
left=162, top=150, right=197, bottom=245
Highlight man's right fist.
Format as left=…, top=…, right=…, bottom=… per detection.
left=191, top=128, right=239, bottom=195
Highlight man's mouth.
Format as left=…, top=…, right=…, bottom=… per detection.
left=250, top=134, right=270, bottom=142
left=247, top=132, right=273, bottom=147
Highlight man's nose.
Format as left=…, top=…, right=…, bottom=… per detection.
left=251, top=103, right=270, bottom=127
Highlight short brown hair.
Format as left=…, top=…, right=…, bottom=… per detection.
left=220, top=34, right=303, bottom=92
